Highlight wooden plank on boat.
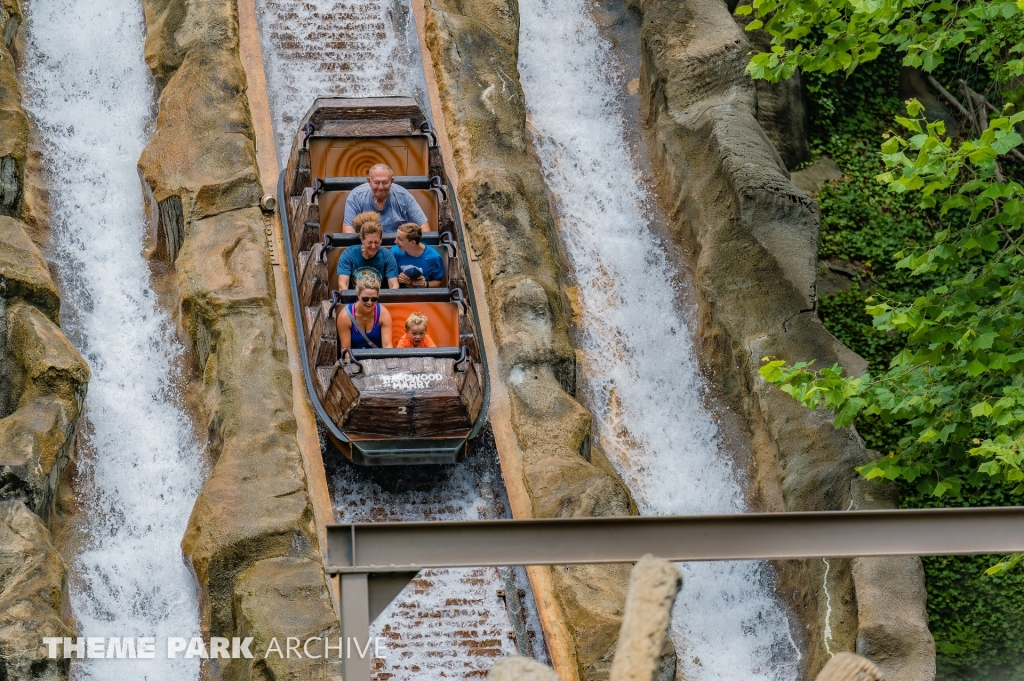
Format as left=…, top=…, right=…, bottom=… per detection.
left=343, top=357, right=471, bottom=436
left=303, top=304, right=318, bottom=331
left=458, top=362, right=484, bottom=424
left=324, top=362, right=360, bottom=424
left=290, top=188, right=320, bottom=255
left=317, top=119, right=416, bottom=138
left=299, top=244, right=328, bottom=309
left=307, top=302, right=338, bottom=369
left=305, top=97, right=424, bottom=125
left=315, top=365, right=333, bottom=398
left=285, top=145, right=311, bottom=198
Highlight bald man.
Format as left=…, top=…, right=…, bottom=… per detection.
left=342, top=163, right=430, bottom=233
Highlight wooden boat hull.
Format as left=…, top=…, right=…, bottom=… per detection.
left=279, top=96, right=489, bottom=466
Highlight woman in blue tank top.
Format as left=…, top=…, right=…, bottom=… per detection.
left=337, top=275, right=393, bottom=351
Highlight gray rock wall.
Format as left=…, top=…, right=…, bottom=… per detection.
left=136, top=0, right=342, bottom=678
left=422, top=1, right=657, bottom=678
left=631, top=0, right=934, bottom=676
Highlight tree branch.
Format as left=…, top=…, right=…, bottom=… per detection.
left=927, top=74, right=973, bottom=120
left=957, top=79, right=1024, bottom=164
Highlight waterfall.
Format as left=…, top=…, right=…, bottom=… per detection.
left=254, top=0, right=430, bottom=162
left=517, top=0, right=802, bottom=677
left=20, top=0, right=205, bottom=677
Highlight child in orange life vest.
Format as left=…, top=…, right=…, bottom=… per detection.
left=397, top=312, right=437, bottom=348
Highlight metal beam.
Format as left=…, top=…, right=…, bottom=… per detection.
left=338, top=573, right=372, bottom=681
left=326, top=507, right=1024, bottom=573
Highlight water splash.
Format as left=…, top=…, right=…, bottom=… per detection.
left=20, top=0, right=205, bottom=677
left=254, top=0, right=430, bottom=163
left=517, top=0, right=802, bottom=677
left=331, top=457, right=543, bottom=679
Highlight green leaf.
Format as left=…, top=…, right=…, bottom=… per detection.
left=965, top=358, right=988, bottom=376
left=971, top=402, right=994, bottom=417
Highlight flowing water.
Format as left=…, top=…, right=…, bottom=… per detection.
left=330, top=453, right=545, bottom=679
left=517, top=0, right=803, bottom=677
left=20, top=0, right=205, bottom=677
left=254, top=0, right=430, bottom=164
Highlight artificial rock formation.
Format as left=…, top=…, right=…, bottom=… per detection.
left=0, top=501, right=71, bottom=681
left=631, top=0, right=934, bottom=676
left=607, top=557, right=681, bottom=681
left=137, top=0, right=341, bottom=678
left=0, top=0, right=27, bottom=218
left=489, top=556, right=682, bottom=681
left=0, top=220, right=88, bottom=520
left=423, top=1, right=650, bottom=678
left=0, top=9, right=87, bottom=678
left=732, top=13, right=811, bottom=170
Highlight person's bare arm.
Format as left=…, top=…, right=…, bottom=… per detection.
left=338, top=274, right=350, bottom=289
left=379, top=307, right=393, bottom=348
left=387, top=277, right=400, bottom=289
left=403, top=274, right=429, bottom=288
left=336, top=311, right=352, bottom=350
left=419, top=221, right=431, bottom=233
left=427, top=279, right=442, bottom=288
left=341, top=224, right=357, bottom=233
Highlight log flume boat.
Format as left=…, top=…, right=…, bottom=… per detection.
left=279, top=97, right=489, bottom=465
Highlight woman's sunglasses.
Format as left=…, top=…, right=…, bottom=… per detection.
left=360, top=296, right=379, bottom=303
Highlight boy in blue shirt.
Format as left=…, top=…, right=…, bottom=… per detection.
left=391, top=223, right=445, bottom=288
left=336, top=216, right=400, bottom=289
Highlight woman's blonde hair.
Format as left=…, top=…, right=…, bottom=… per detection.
left=355, top=272, right=381, bottom=295
left=354, top=211, right=383, bottom=238
left=405, top=312, right=429, bottom=330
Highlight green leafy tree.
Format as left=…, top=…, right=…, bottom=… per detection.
left=738, top=0, right=1024, bottom=530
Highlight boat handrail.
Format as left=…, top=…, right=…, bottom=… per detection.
left=315, top=175, right=439, bottom=194
left=341, top=346, right=468, bottom=375
left=322, top=231, right=448, bottom=248
left=330, top=288, right=457, bottom=304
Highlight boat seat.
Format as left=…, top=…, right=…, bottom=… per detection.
left=308, top=136, right=429, bottom=178
left=318, top=188, right=441, bottom=236
left=385, top=301, right=460, bottom=347
left=324, top=232, right=443, bottom=247
left=331, top=300, right=461, bottom=348
left=333, top=288, right=457, bottom=304
left=324, top=240, right=452, bottom=293
left=318, top=176, right=437, bottom=191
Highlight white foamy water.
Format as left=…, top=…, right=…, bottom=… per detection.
left=518, top=0, right=801, bottom=677
left=254, top=0, right=430, bottom=162
left=332, top=460, right=536, bottom=679
left=20, top=0, right=205, bottom=678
